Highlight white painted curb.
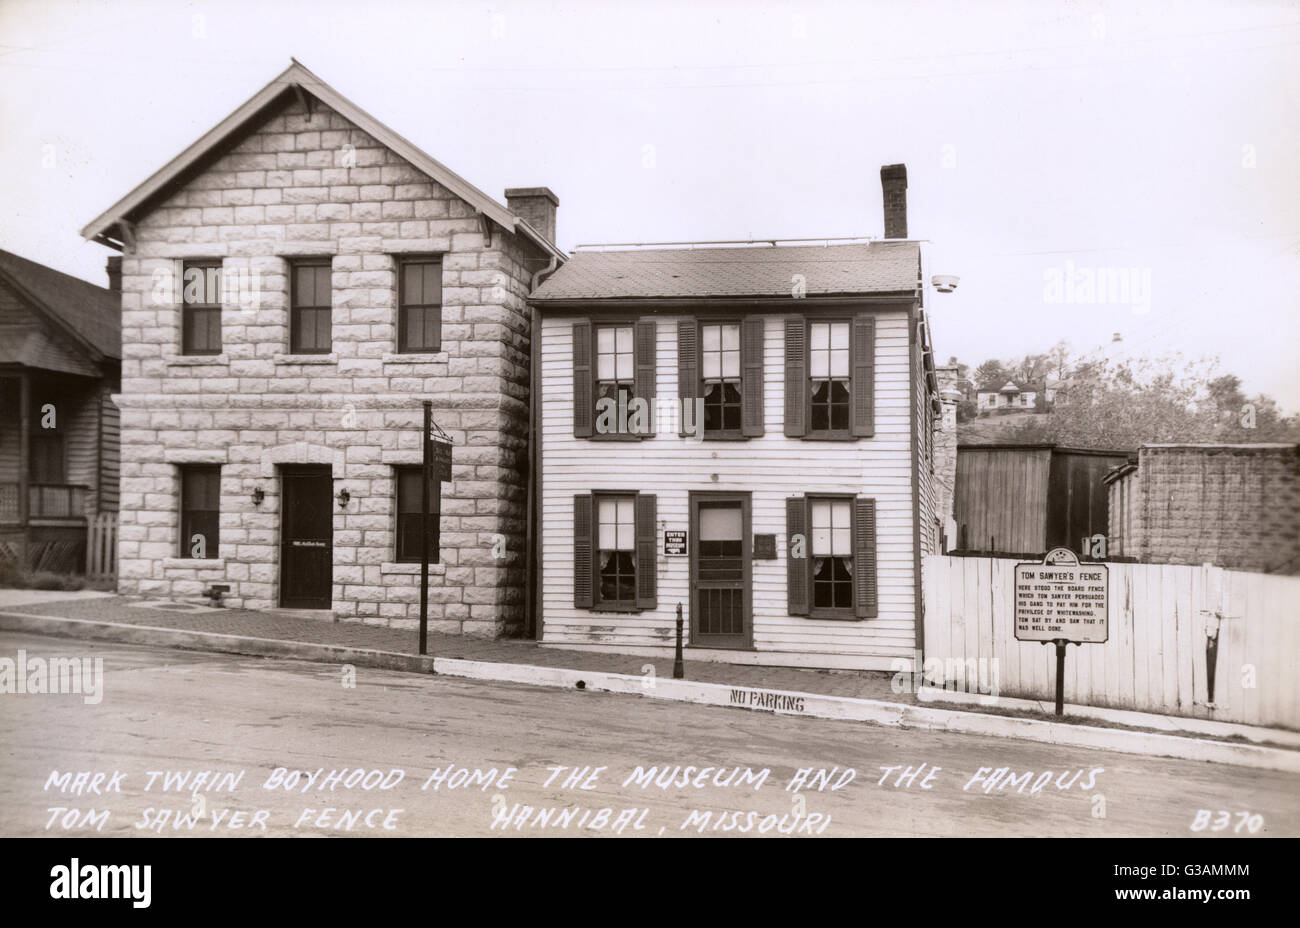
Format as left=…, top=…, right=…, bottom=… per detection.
left=430, top=658, right=1300, bottom=774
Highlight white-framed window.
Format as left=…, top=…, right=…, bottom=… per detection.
left=810, top=498, right=853, bottom=612
left=596, top=495, right=636, bottom=606
left=809, top=321, right=851, bottom=435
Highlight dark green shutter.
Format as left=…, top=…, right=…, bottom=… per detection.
left=851, top=314, right=875, bottom=438
left=677, top=319, right=698, bottom=437
left=635, top=493, right=657, bottom=609
left=634, top=319, right=657, bottom=437
left=854, top=497, right=878, bottom=618
left=784, top=317, right=807, bottom=437
left=786, top=496, right=808, bottom=615
left=574, top=494, right=594, bottom=608
left=572, top=321, right=593, bottom=438
left=741, top=315, right=765, bottom=437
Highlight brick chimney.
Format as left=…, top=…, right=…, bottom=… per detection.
left=880, top=164, right=908, bottom=239
left=505, top=187, right=559, bottom=245
left=106, top=255, right=122, bottom=293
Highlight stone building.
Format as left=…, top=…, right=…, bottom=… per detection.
left=80, top=61, right=564, bottom=635
left=1104, top=443, right=1300, bottom=574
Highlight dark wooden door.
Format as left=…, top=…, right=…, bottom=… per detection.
left=280, top=466, right=332, bottom=609
left=689, top=493, right=751, bottom=649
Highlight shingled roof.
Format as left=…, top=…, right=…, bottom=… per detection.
left=0, top=248, right=120, bottom=361
left=531, top=241, right=920, bottom=302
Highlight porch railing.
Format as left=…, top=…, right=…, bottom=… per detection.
left=0, top=483, right=89, bottom=521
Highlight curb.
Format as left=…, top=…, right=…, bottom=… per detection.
left=0, top=611, right=437, bottom=676
left=916, top=684, right=1300, bottom=749
left=4, top=610, right=1299, bottom=774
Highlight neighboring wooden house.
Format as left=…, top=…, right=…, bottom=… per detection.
left=952, top=443, right=1128, bottom=556
left=528, top=165, right=944, bottom=670
left=79, top=61, right=564, bottom=634
left=0, top=248, right=121, bottom=573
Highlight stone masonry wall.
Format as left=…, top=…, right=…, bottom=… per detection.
left=932, top=366, right=960, bottom=550
left=1126, top=444, right=1300, bottom=574
left=114, top=95, right=549, bottom=636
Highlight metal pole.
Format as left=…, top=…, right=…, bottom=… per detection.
left=419, top=401, right=431, bottom=656
left=673, top=602, right=684, bottom=679
left=1054, top=639, right=1067, bottom=716
left=1206, top=632, right=1219, bottom=705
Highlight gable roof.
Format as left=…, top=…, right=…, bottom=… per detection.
left=79, top=60, right=564, bottom=262
left=531, top=241, right=920, bottom=302
left=0, top=248, right=120, bottom=362
left=976, top=377, right=1043, bottom=393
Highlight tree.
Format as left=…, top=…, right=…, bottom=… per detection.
left=1004, top=353, right=1052, bottom=386
left=974, top=359, right=1006, bottom=389
left=1047, top=339, right=1071, bottom=381
left=994, top=350, right=1300, bottom=449
left=1207, top=375, right=1246, bottom=419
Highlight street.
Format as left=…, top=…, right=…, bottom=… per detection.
left=1, top=631, right=1296, bottom=837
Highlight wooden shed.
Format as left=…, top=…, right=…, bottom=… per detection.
left=952, top=443, right=1129, bottom=557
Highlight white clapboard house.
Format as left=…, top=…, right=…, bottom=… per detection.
left=529, top=165, right=944, bottom=670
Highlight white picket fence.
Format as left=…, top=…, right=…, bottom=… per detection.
left=86, top=512, right=118, bottom=580
left=922, top=555, right=1300, bottom=729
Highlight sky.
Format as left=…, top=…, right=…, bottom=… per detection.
left=2, top=0, right=1297, bottom=408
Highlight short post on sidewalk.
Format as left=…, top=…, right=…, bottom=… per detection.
left=673, top=602, right=684, bottom=679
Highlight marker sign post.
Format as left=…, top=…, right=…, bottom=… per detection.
left=1014, top=547, right=1109, bottom=715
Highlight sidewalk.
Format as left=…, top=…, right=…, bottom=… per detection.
left=3, top=592, right=1298, bottom=771
left=0, top=593, right=907, bottom=701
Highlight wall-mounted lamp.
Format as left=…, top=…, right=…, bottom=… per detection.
left=251, top=487, right=265, bottom=506
left=337, top=489, right=351, bottom=510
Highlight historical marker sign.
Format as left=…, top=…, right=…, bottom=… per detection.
left=1014, top=547, right=1109, bottom=643
left=664, top=530, right=687, bottom=556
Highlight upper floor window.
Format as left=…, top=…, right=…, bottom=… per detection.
left=394, top=465, right=440, bottom=563
left=571, top=319, right=658, bottom=439
left=673, top=317, right=764, bottom=439
left=181, top=259, right=222, bottom=355
left=701, top=323, right=742, bottom=435
left=290, top=259, right=332, bottom=354
left=784, top=314, right=875, bottom=440
left=179, top=464, right=220, bottom=559
left=397, top=255, right=442, bottom=353
left=809, top=321, right=850, bottom=436
left=596, top=325, right=635, bottom=417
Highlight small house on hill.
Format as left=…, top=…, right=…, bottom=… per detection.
left=975, top=379, right=1045, bottom=414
